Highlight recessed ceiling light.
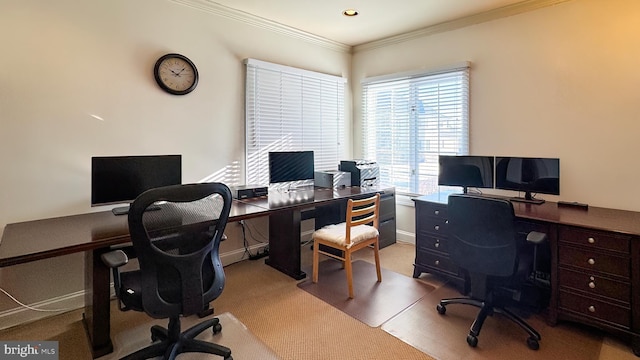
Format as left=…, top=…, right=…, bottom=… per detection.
left=343, top=9, right=359, bottom=17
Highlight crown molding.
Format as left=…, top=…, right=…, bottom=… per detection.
left=169, top=0, right=352, bottom=53
left=353, top=0, right=573, bottom=53
left=171, top=0, right=572, bottom=55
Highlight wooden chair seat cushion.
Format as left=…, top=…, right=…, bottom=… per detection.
left=312, top=223, right=379, bottom=248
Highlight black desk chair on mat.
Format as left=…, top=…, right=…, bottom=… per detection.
left=101, top=183, right=233, bottom=360
left=436, top=194, right=547, bottom=350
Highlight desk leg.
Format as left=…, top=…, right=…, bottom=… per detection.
left=83, top=249, right=113, bottom=358
left=266, top=209, right=306, bottom=280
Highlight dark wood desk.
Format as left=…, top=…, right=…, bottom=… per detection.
left=0, top=201, right=270, bottom=358
left=413, top=193, right=640, bottom=356
left=0, top=186, right=393, bottom=358
left=235, top=185, right=395, bottom=279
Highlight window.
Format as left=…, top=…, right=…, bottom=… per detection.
left=245, top=59, right=346, bottom=186
left=361, top=63, right=470, bottom=195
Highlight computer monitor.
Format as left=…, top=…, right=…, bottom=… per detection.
left=438, top=155, right=494, bottom=193
left=91, top=155, right=182, bottom=215
left=495, top=157, right=559, bottom=204
left=268, top=151, right=314, bottom=184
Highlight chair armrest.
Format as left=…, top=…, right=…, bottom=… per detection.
left=526, top=231, right=547, bottom=245
left=101, top=250, right=129, bottom=268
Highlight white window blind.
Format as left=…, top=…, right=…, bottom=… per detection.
left=245, top=58, right=346, bottom=186
left=361, top=63, right=470, bottom=195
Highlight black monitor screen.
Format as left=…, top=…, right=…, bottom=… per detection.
left=495, top=157, right=559, bottom=195
left=438, top=155, right=494, bottom=191
left=269, top=151, right=314, bottom=184
left=91, top=155, right=182, bottom=206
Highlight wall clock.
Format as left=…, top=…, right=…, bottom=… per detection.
left=153, top=53, right=199, bottom=95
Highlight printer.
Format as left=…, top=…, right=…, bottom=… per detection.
left=339, top=160, right=379, bottom=187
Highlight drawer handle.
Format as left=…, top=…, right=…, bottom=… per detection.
left=588, top=305, right=596, bottom=313
left=587, top=258, right=595, bottom=265
left=588, top=281, right=596, bottom=289
left=588, top=237, right=595, bottom=244
left=434, top=225, right=440, bottom=231
left=434, top=210, right=440, bottom=215
left=434, top=260, right=440, bottom=266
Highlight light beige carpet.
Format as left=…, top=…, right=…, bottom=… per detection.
left=100, top=312, right=279, bottom=360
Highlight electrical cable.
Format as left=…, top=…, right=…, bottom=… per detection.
left=0, top=287, right=72, bottom=312
left=243, top=221, right=268, bottom=243
left=240, top=220, right=257, bottom=258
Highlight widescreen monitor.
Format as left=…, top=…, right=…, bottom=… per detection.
left=438, top=155, right=494, bottom=193
left=91, top=155, right=182, bottom=214
left=495, top=157, right=559, bottom=203
left=268, top=151, right=314, bottom=184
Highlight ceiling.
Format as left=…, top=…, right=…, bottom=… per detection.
left=208, top=0, right=529, bottom=46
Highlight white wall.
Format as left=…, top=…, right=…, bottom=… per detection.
left=352, top=0, right=640, bottom=235
left=0, top=0, right=351, bottom=320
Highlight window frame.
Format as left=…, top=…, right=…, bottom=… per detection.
left=244, top=58, right=346, bottom=186
left=361, top=62, right=470, bottom=196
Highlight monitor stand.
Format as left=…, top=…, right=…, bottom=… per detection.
left=510, top=191, right=545, bottom=205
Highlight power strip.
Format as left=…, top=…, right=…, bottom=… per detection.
left=249, top=247, right=269, bottom=260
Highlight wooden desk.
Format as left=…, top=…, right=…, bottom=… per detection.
left=0, top=186, right=394, bottom=358
left=413, top=193, right=640, bottom=356
left=0, top=201, right=269, bottom=358
left=234, top=185, right=395, bottom=279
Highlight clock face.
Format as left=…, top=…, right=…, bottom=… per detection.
left=153, top=54, right=198, bottom=95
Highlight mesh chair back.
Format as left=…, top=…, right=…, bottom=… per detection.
left=447, top=194, right=518, bottom=278
left=127, top=183, right=232, bottom=318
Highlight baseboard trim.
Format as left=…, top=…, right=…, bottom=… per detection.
left=220, top=243, right=269, bottom=265
left=0, top=290, right=85, bottom=331
left=396, top=229, right=415, bottom=245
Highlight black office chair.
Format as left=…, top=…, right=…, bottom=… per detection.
left=101, top=182, right=233, bottom=360
left=436, top=194, right=546, bottom=350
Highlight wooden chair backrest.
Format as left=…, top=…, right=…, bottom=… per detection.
left=344, top=193, right=380, bottom=246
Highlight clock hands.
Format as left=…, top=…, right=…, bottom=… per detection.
left=168, top=68, right=187, bottom=77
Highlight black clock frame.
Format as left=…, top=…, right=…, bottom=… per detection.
left=153, top=53, right=199, bottom=95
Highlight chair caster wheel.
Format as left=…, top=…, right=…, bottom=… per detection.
left=467, top=334, right=478, bottom=347
left=527, top=337, right=539, bottom=350
left=213, top=323, right=222, bottom=334
left=436, top=304, right=446, bottom=315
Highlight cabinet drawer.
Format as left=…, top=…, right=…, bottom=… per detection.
left=416, top=203, right=448, bottom=219
left=558, top=246, right=630, bottom=279
left=417, top=234, right=450, bottom=253
left=417, top=216, right=449, bottom=235
left=416, top=249, right=459, bottom=275
left=559, top=226, right=630, bottom=254
left=558, top=268, right=630, bottom=303
left=559, top=290, right=630, bottom=328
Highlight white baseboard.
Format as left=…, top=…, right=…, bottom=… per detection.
left=396, top=229, right=415, bottom=245
left=0, top=290, right=85, bottom=331
left=220, top=243, right=270, bottom=265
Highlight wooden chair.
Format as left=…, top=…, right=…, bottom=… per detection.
left=312, top=193, right=381, bottom=298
